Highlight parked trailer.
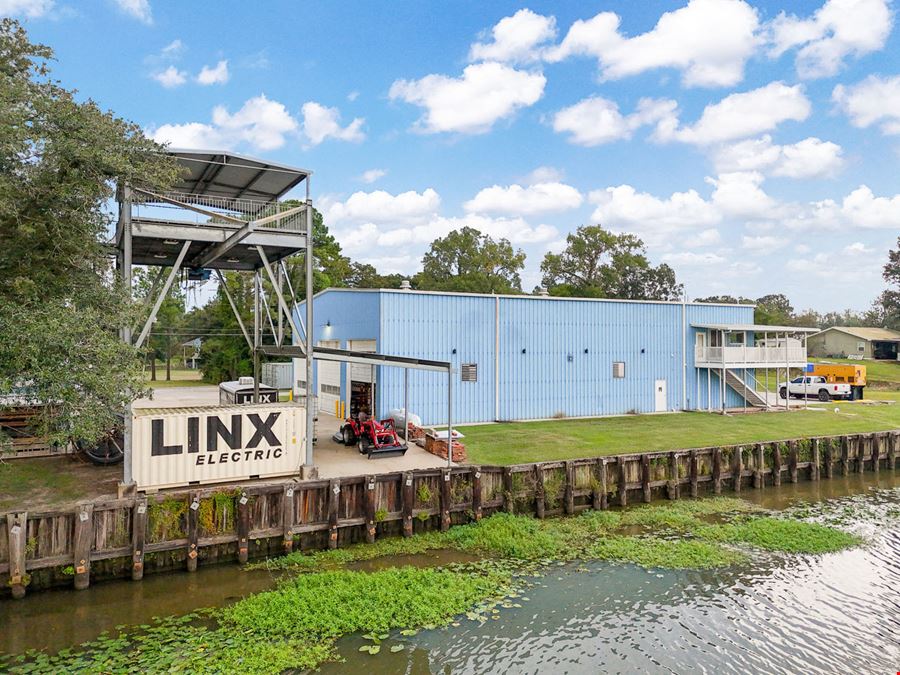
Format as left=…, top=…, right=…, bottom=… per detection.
left=218, top=377, right=278, bottom=405
left=132, top=403, right=306, bottom=491
left=808, top=362, right=866, bottom=400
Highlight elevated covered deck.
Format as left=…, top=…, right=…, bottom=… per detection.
left=692, top=323, right=819, bottom=369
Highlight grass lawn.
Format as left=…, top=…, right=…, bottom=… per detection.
left=143, top=367, right=209, bottom=388
left=458, top=401, right=900, bottom=466
left=810, top=357, right=900, bottom=386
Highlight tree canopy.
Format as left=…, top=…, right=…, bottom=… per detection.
left=0, top=19, right=178, bottom=444
left=413, top=227, right=525, bottom=294
left=540, top=225, right=682, bottom=301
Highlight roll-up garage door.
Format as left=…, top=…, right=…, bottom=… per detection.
left=317, top=340, right=341, bottom=412
left=348, top=339, right=377, bottom=383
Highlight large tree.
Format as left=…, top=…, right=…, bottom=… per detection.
left=540, top=225, right=682, bottom=300
left=0, top=20, right=178, bottom=444
left=413, top=227, right=525, bottom=294
left=754, top=293, right=794, bottom=325
left=877, top=236, right=900, bottom=330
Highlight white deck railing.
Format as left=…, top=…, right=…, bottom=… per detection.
left=695, top=345, right=807, bottom=366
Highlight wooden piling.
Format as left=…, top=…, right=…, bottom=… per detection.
left=666, top=452, right=679, bottom=500
left=788, top=441, right=799, bottom=484
left=131, top=497, right=147, bottom=581
left=6, top=512, right=27, bottom=599
left=888, top=434, right=897, bottom=471
left=236, top=493, right=250, bottom=563
left=564, top=461, right=575, bottom=514
left=871, top=435, right=880, bottom=474
left=712, top=447, right=722, bottom=494
left=856, top=435, right=865, bottom=474
left=641, top=454, right=651, bottom=503
left=617, top=457, right=628, bottom=507
left=440, top=469, right=451, bottom=532
left=810, top=439, right=820, bottom=480
left=502, top=467, right=515, bottom=514
left=841, top=436, right=850, bottom=476
left=186, top=493, right=199, bottom=572
left=689, top=449, right=699, bottom=498
left=824, top=438, right=834, bottom=480
left=365, top=476, right=377, bottom=544
left=327, top=480, right=340, bottom=549
left=534, top=464, right=546, bottom=519
left=401, top=472, right=414, bottom=536
left=282, top=485, right=295, bottom=554
left=733, top=447, right=743, bottom=493
left=773, top=443, right=782, bottom=486
left=471, top=468, right=483, bottom=521
left=73, top=503, right=94, bottom=589
left=595, top=459, right=608, bottom=510
left=753, top=445, right=764, bottom=489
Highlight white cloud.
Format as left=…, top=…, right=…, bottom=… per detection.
left=211, top=95, right=297, bottom=150
left=300, top=101, right=365, bottom=146
left=768, top=0, right=892, bottom=79
left=469, top=8, right=557, bottom=63
left=0, top=0, right=54, bottom=18
left=657, top=82, right=810, bottom=145
left=588, top=184, right=721, bottom=247
left=707, top=171, right=778, bottom=218
left=160, top=39, right=183, bottom=57
left=741, top=235, right=789, bottom=254
left=552, top=96, right=677, bottom=146
left=149, top=121, right=225, bottom=149
left=684, top=228, right=722, bottom=247
left=197, top=60, right=229, bottom=85
left=843, top=241, right=874, bottom=255
left=389, top=62, right=546, bottom=134
left=546, top=0, right=761, bottom=87
left=359, top=169, right=386, bottom=184
left=113, top=0, right=151, bottom=24
left=464, top=182, right=583, bottom=216
left=662, top=251, right=728, bottom=266
left=712, top=135, right=844, bottom=178
left=325, top=188, right=441, bottom=225
left=833, top=75, right=900, bottom=135
left=151, top=95, right=298, bottom=151
left=786, top=185, right=900, bottom=230
left=151, top=65, right=187, bottom=88
left=523, top=166, right=563, bottom=183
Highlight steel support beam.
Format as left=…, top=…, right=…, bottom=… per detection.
left=304, top=192, right=315, bottom=468
left=132, top=187, right=245, bottom=225
left=134, top=241, right=191, bottom=350
left=213, top=269, right=252, bottom=350
left=257, top=246, right=305, bottom=345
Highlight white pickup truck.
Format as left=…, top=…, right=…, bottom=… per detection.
left=779, top=376, right=852, bottom=402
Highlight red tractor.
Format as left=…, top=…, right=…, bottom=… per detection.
left=334, top=412, right=408, bottom=458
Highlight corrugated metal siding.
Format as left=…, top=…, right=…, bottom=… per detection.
left=303, top=290, right=756, bottom=425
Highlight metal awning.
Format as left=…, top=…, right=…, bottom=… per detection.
left=691, top=323, right=820, bottom=333
left=259, top=345, right=452, bottom=373
left=163, top=149, right=311, bottom=203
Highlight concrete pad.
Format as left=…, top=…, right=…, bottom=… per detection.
left=313, top=413, right=452, bottom=478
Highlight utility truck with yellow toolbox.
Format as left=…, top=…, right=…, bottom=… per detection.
left=779, top=362, right=866, bottom=401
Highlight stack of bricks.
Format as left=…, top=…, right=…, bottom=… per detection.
left=407, top=423, right=426, bottom=441
left=424, top=434, right=468, bottom=462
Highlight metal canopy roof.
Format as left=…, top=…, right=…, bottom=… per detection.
left=692, top=323, right=820, bottom=333
left=165, top=149, right=311, bottom=203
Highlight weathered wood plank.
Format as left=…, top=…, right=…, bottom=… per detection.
left=401, top=472, right=414, bottom=537
left=365, top=476, right=377, bottom=544
left=282, top=485, right=295, bottom=554
left=788, top=441, right=799, bottom=484
left=440, top=469, right=451, bottom=532
left=328, top=480, right=340, bottom=549
left=618, top=457, right=628, bottom=507
left=131, top=498, right=147, bottom=581
left=534, top=464, right=546, bottom=519
left=871, top=435, right=880, bottom=474
left=564, top=461, right=575, bottom=514
left=753, top=445, right=764, bottom=489
left=824, top=438, right=834, bottom=480
left=502, top=467, right=515, bottom=514
left=471, top=467, right=483, bottom=521
left=689, top=450, right=699, bottom=498
left=596, top=459, right=608, bottom=510
left=73, top=503, right=94, bottom=590
left=7, top=512, right=27, bottom=599
left=237, top=493, right=250, bottom=563
left=733, top=447, right=743, bottom=493
left=186, top=493, right=199, bottom=573
left=811, top=439, right=821, bottom=481
left=641, top=454, right=651, bottom=503
left=773, top=443, right=782, bottom=486
left=666, top=452, right=679, bottom=500
left=841, top=436, right=850, bottom=476
left=712, top=447, right=722, bottom=494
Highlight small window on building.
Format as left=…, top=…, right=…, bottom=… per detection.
left=727, top=332, right=744, bottom=345
left=612, top=362, right=625, bottom=378
left=297, top=380, right=306, bottom=390
left=321, top=384, right=341, bottom=395
left=461, top=363, right=478, bottom=382
left=857, top=341, right=865, bottom=352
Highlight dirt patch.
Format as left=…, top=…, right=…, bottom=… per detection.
left=0, top=455, right=120, bottom=513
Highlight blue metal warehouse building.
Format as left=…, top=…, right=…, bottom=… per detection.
left=293, top=289, right=804, bottom=425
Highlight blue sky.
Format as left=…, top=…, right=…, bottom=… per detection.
left=7, top=0, right=900, bottom=312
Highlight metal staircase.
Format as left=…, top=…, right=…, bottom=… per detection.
left=723, top=369, right=769, bottom=408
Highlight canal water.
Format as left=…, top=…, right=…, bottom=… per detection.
left=2, top=474, right=899, bottom=673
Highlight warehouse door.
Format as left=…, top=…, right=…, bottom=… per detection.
left=317, top=340, right=341, bottom=415
left=347, top=339, right=377, bottom=418
left=654, top=379, right=667, bottom=412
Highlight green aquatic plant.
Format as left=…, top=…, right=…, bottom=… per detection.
left=698, top=517, right=862, bottom=554
left=584, top=536, right=746, bottom=569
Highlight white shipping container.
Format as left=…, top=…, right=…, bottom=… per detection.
left=133, top=403, right=306, bottom=491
